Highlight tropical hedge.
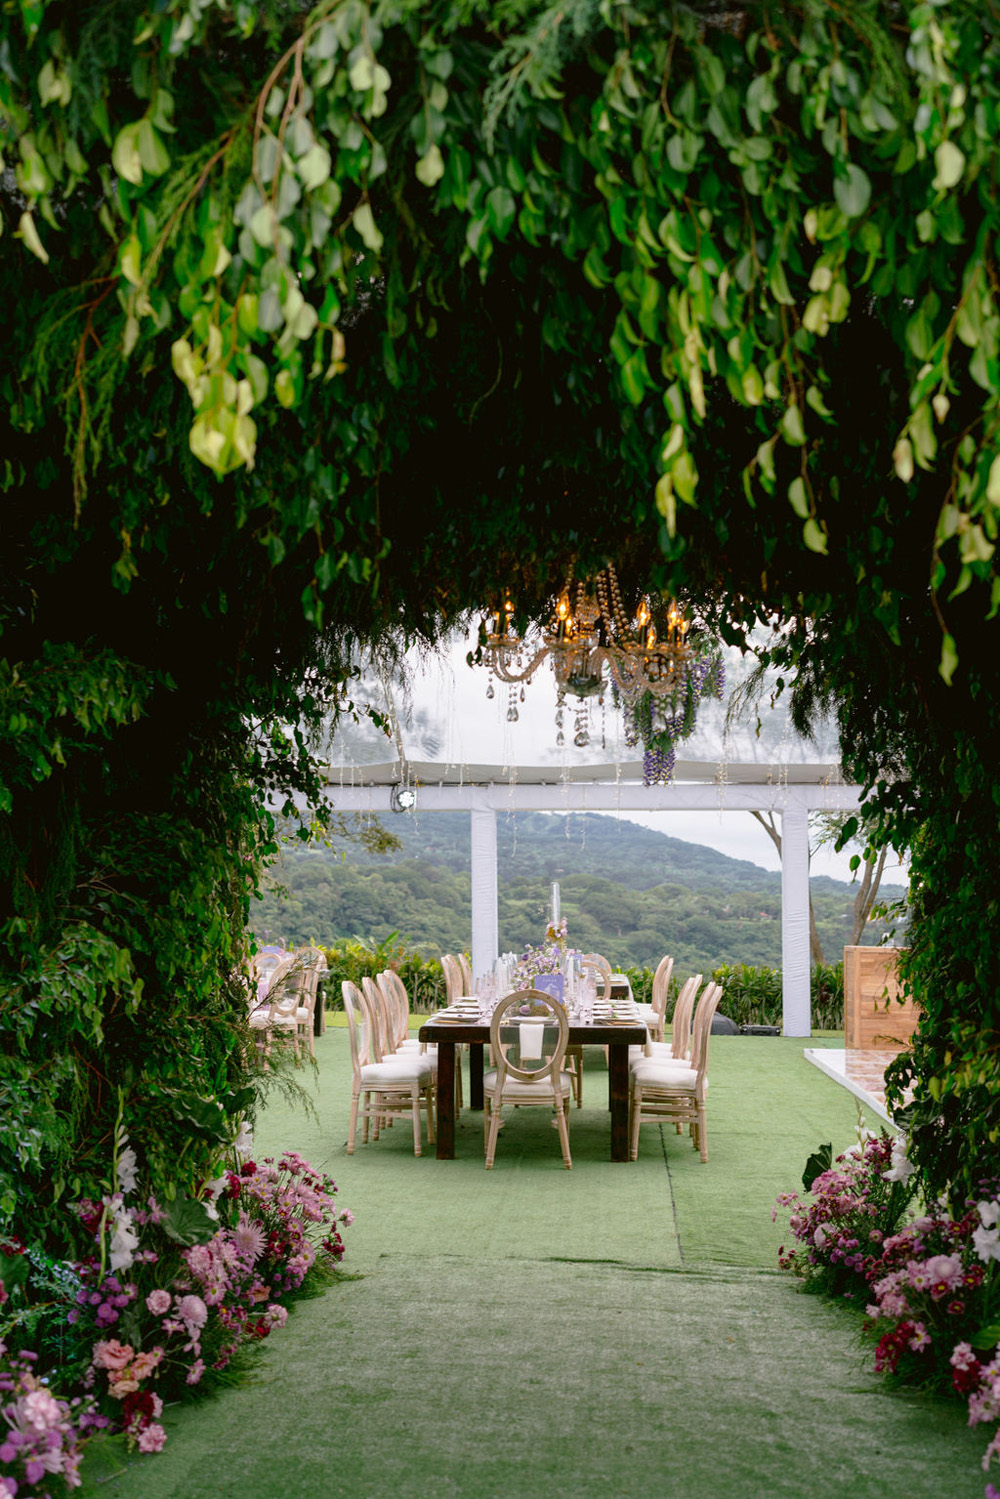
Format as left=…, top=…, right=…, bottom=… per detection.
left=2, top=0, right=1000, bottom=1268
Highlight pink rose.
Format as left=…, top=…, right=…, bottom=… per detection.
left=130, top=1348, right=163, bottom=1381
left=93, top=1339, right=134, bottom=1371
left=145, top=1289, right=171, bottom=1316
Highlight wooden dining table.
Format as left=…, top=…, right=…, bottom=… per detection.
left=417, top=1013, right=647, bottom=1162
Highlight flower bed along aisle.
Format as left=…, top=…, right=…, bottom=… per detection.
left=0, top=1129, right=352, bottom=1494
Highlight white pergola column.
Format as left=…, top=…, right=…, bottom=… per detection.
left=780, top=806, right=811, bottom=1036
left=470, top=808, right=498, bottom=985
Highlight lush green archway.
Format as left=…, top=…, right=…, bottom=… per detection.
left=2, top=0, right=999, bottom=1236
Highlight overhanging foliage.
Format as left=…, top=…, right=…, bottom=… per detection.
left=2, top=0, right=1000, bottom=1225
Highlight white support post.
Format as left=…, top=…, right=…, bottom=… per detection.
left=780, top=805, right=812, bottom=1037
left=470, top=808, right=498, bottom=986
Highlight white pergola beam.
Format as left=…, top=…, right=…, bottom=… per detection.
left=329, top=781, right=861, bottom=814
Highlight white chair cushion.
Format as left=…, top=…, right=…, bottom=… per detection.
left=360, top=1061, right=431, bottom=1086
left=483, top=1070, right=573, bottom=1102
left=630, top=1061, right=698, bottom=1089
left=249, top=1012, right=295, bottom=1030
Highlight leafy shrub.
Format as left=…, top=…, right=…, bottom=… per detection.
left=619, top=960, right=845, bottom=1031
left=320, top=933, right=448, bottom=1015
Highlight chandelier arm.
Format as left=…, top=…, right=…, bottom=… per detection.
left=488, top=645, right=551, bottom=684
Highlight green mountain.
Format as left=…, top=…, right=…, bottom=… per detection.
left=251, top=811, right=906, bottom=975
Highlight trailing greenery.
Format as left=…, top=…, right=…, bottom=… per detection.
left=3, top=0, right=1000, bottom=1257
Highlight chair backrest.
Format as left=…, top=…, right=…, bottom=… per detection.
left=342, top=980, right=371, bottom=1080
left=489, top=989, right=568, bottom=1086
left=441, top=953, right=464, bottom=1005
left=361, top=975, right=395, bottom=1061
left=689, top=982, right=725, bottom=1078
left=579, top=953, right=612, bottom=998
left=261, top=952, right=302, bottom=1018
left=651, top=955, right=675, bottom=1021
left=377, top=969, right=409, bottom=1048
left=458, top=953, right=473, bottom=994
left=668, top=973, right=702, bottom=1060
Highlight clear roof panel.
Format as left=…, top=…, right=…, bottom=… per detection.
left=325, top=624, right=841, bottom=777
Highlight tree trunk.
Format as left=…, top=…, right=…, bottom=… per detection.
left=850, top=845, right=888, bottom=946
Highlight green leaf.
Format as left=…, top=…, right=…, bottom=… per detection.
left=137, top=119, right=170, bottom=177
left=780, top=404, right=806, bottom=447
left=788, top=477, right=809, bottom=518
left=833, top=164, right=871, bottom=218
left=16, top=210, right=49, bottom=264
left=485, top=185, right=516, bottom=240
left=112, top=123, right=143, bottom=185
left=802, top=1142, right=832, bottom=1192
left=939, top=632, right=958, bottom=686
left=803, top=517, right=828, bottom=554
left=297, top=143, right=331, bottom=191
left=933, top=140, right=966, bottom=191
left=161, top=1193, right=219, bottom=1247
left=415, top=145, right=445, bottom=187
left=352, top=202, right=383, bottom=254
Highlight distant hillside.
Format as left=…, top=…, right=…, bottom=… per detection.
left=251, top=811, right=906, bottom=974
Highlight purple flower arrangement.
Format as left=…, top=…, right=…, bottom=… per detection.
left=1, top=1145, right=351, bottom=1490
left=776, top=1130, right=1000, bottom=1495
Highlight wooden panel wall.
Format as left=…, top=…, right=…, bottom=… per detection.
left=843, top=946, right=920, bottom=1049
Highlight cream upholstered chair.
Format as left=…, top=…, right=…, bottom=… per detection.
left=343, top=981, right=436, bottom=1156
left=293, top=946, right=327, bottom=1059
left=437, top=955, right=465, bottom=1109
left=629, top=982, right=724, bottom=1162
left=631, top=972, right=702, bottom=1067
left=441, top=953, right=464, bottom=1004
left=484, top=990, right=573, bottom=1169
left=249, top=952, right=302, bottom=1062
left=634, top=955, right=674, bottom=1043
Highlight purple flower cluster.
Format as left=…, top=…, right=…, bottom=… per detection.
left=0, top=1341, right=101, bottom=1495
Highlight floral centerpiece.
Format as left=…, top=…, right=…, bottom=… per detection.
left=513, top=918, right=581, bottom=993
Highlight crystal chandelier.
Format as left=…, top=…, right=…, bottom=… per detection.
left=480, top=566, right=720, bottom=758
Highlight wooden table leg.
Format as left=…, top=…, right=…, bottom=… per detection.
left=608, top=1041, right=630, bottom=1162
left=435, top=1040, right=456, bottom=1159
left=469, top=1041, right=484, bottom=1110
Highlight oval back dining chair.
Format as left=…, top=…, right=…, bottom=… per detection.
left=343, top=980, right=436, bottom=1157
left=483, top=990, right=573, bottom=1170
left=641, top=955, right=675, bottom=1044
left=441, top=953, right=464, bottom=1005
left=628, top=981, right=724, bottom=1163
left=458, top=952, right=473, bottom=994
left=579, top=953, right=612, bottom=1000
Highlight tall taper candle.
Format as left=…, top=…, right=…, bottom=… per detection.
left=551, top=881, right=560, bottom=925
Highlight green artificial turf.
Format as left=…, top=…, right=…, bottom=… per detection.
left=86, top=1029, right=986, bottom=1499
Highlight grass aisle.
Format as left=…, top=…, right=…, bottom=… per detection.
left=91, top=1030, right=985, bottom=1498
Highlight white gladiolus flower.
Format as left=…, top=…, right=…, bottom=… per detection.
left=116, top=1143, right=138, bottom=1195
left=882, top=1135, right=915, bottom=1183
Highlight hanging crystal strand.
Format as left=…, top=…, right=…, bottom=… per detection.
left=600, top=691, right=606, bottom=751
left=506, top=683, right=519, bottom=722
left=573, top=703, right=589, bottom=748
left=486, top=665, right=495, bottom=701
left=555, top=687, right=565, bottom=748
